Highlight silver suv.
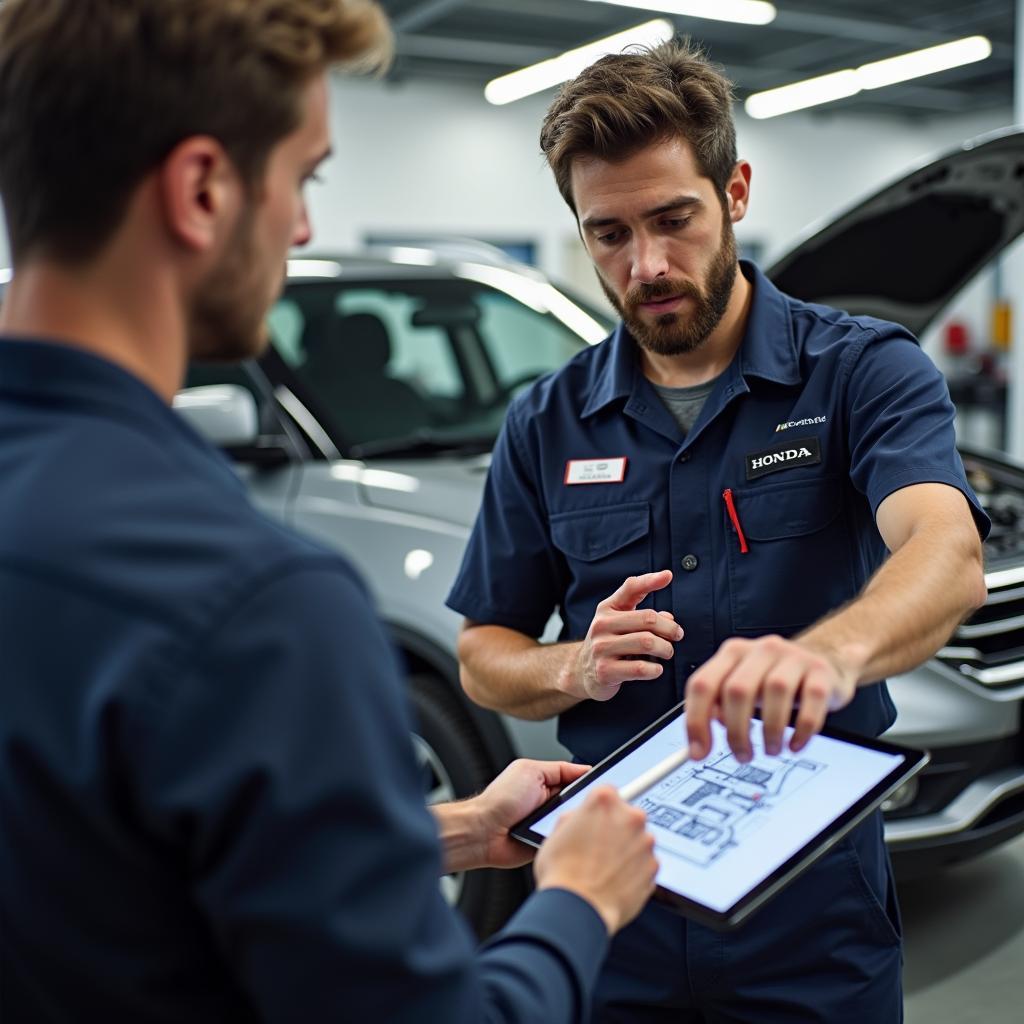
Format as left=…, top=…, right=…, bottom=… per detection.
left=173, top=131, right=1024, bottom=936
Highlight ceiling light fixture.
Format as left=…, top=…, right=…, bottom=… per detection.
left=857, top=35, right=993, bottom=91
left=583, top=0, right=776, bottom=27
left=745, top=35, right=993, bottom=119
left=484, top=19, right=674, bottom=106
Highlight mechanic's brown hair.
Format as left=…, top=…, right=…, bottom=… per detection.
left=539, top=38, right=737, bottom=215
left=0, top=0, right=391, bottom=264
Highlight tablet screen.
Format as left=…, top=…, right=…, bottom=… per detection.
left=523, top=710, right=918, bottom=925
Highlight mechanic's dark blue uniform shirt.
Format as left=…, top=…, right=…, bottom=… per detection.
left=449, top=262, right=989, bottom=766
left=0, top=339, right=608, bottom=1024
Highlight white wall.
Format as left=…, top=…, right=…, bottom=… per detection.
left=0, top=73, right=1012, bottom=296
left=309, top=75, right=1012, bottom=298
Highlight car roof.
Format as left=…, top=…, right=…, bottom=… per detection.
left=285, top=244, right=545, bottom=285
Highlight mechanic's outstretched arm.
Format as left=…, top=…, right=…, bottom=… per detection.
left=458, top=570, right=683, bottom=720
left=685, top=482, right=987, bottom=763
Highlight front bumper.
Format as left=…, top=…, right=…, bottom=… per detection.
left=887, top=767, right=1024, bottom=876
left=885, top=748, right=1024, bottom=877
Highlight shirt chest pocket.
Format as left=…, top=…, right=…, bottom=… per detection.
left=726, top=477, right=857, bottom=633
left=550, top=502, right=652, bottom=614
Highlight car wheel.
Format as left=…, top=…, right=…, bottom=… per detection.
left=408, top=672, right=530, bottom=939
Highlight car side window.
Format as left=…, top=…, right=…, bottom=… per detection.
left=268, top=276, right=596, bottom=452
left=334, top=289, right=462, bottom=399
left=477, top=291, right=584, bottom=389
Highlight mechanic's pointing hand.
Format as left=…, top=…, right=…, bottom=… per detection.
left=569, top=570, right=681, bottom=703
left=685, top=634, right=857, bottom=763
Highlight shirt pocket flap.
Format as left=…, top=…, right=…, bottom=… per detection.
left=550, top=502, right=650, bottom=562
left=736, top=479, right=842, bottom=541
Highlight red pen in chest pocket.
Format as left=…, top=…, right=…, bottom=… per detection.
left=722, top=488, right=749, bottom=554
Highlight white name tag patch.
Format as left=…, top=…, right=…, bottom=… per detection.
left=565, top=457, right=628, bottom=485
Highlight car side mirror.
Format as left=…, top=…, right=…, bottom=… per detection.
left=173, top=384, right=259, bottom=446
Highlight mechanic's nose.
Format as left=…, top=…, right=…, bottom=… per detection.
left=631, top=235, right=669, bottom=285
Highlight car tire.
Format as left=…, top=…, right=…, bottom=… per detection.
left=408, top=672, right=530, bottom=939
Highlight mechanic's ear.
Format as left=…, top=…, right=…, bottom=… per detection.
left=725, top=161, right=752, bottom=224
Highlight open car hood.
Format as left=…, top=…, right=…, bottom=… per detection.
left=767, top=127, right=1024, bottom=338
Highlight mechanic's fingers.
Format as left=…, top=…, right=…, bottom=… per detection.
left=598, top=631, right=676, bottom=662
left=632, top=609, right=683, bottom=641
left=591, top=607, right=683, bottom=643
left=760, top=655, right=805, bottom=756
left=601, top=571, right=674, bottom=613
left=720, top=656, right=767, bottom=764
left=685, top=641, right=746, bottom=760
left=790, top=668, right=831, bottom=752
left=587, top=655, right=666, bottom=699
left=612, top=658, right=665, bottom=686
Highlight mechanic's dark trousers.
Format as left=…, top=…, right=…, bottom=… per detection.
left=594, top=811, right=902, bottom=1023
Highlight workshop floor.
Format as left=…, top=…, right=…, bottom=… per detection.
left=902, top=833, right=1024, bottom=1022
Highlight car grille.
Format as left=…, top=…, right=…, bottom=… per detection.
left=936, top=565, right=1024, bottom=690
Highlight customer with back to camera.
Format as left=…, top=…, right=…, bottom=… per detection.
left=0, top=2, right=659, bottom=1021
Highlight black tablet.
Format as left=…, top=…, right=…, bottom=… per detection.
left=511, top=702, right=928, bottom=931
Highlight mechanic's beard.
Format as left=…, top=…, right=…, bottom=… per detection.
left=599, top=222, right=738, bottom=357
left=189, top=204, right=273, bottom=364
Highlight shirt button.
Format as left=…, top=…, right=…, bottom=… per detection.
left=678, top=452, right=691, bottom=463
left=681, top=554, right=699, bottom=571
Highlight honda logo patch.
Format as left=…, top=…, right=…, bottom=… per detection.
left=745, top=436, right=821, bottom=480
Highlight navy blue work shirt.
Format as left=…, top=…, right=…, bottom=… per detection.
left=0, top=339, right=608, bottom=1023
left=448, top=261, right=989, bottom=766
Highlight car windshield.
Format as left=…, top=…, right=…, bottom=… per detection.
left=268, top=275, right=612, bottom=457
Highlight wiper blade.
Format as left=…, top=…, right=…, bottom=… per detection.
left=349, top=432, right=494, bottom=460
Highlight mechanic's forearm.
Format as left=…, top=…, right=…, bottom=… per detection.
left=458, top=623, right=584, bottom=720
left=431, top=799, right=489, bottom=874
left=798, top=520, right=985, bottom=685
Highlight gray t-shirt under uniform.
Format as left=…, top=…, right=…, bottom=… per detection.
left=652, top=376, right=721, bottom=437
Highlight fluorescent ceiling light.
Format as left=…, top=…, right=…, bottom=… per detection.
left=583, top=1, right=776, bottom=27
left=857, top=35, right=992, bottom=90
left=745, top=35, right=992, bottom=119
left=745, top=69, right=861, bottom=120
left=485, top=19, right=673, bottom=106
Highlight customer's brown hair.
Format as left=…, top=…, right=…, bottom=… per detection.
left=0, top=0, right=392, bottom=264
left=539, top=38, right=736, bottom=215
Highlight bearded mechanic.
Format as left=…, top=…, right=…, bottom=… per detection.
left=447, top=40, right=990, bottom=1024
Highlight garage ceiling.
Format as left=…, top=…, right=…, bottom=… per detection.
left=377, top=0, right=1015, bottom=119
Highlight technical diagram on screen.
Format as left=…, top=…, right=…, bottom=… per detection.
left=512, top=702, right=927, bottom=930
left=639, top=745, right=825, bottom=869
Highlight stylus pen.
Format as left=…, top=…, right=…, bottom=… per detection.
left=618, top=747, right=691, bottom=804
